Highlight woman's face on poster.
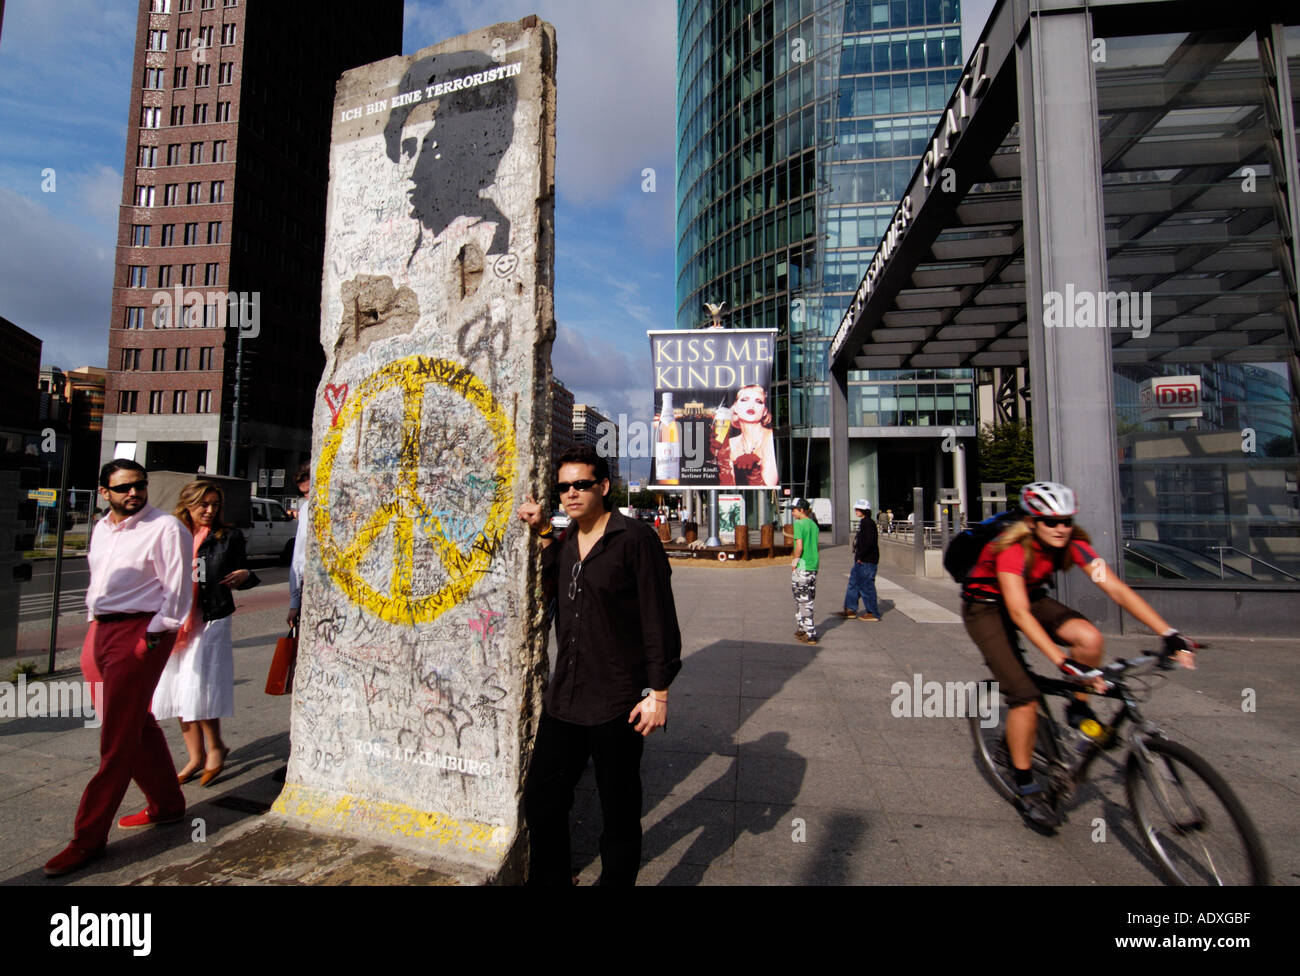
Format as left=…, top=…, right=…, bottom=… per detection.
left=733, top=385, right=767, bottom=423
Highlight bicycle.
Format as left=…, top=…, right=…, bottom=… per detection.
left=968, top=642, right=1270, bottom=886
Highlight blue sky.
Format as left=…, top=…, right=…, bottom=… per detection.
left=0, top=0, right=995, bottom=482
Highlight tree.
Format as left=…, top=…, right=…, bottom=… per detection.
left=975, top=420, right=1036, bottom=497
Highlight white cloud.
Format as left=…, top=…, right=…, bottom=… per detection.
left=0, top=188, right=113, bottom=369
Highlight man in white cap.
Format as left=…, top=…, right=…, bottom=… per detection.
left=836, top=499, right=880, bottom=622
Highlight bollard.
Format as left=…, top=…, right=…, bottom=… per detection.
left=912, top=486, right=925, bottom=577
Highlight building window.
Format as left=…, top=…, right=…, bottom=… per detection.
left=210, top=180, right=224, bottom=202
left=223, top=0, right=237, bottom=7
left=184, top=222, right=199, bottom=245
left=148, top=391, right=165, bottom=414
left=172, top=390, right=188, bottom=413
left=128, top=266, right=148, bottom=287
left=193, top=103, right=208, bottom=124
left=195, top=64, right=211, bottom=87
left=165, top=143, right=181, bottom=165
left=150, top=0, right=170, bottom=12
left=163, top=183, right=179, bottom=205
left=212, top=140, right=226, bottom=162
left=143, top=68, right=164, bottom=90
left=204, top=263, right=220, bottom=286
left=187, top=182, right=202, bottom=204
left=124, top=307, right=146, bottom=330
left=160, top=223, right=175, bottom=246
left=198, top=25, right=213, bottom=47
left=137, top=145, right=157, bottom=168
left=221, top=23, right=236, bottom=45
left=203, top=302, right=220, bottom=327
left=157, top=265, right=173, bottom=287
left=180, top=0, right=193, bottom=12
left=119, top=391, right=138, bottom=413
left=121, top=348, right=141, bottom=371
left=197, top=389, right=212, bottom=412
left=175, top=348, right=190, bottom=371
left=152, top=348, right=167, bottom=371
left=147, top=30, right=167, bottom=51
left=131, top=224, right=151, bottom=246
left=207, top=221, right=222, bottom=244
left=177, top=28, right=191, bottom=49
left=198, top=347, right=214, bottom=370
left=141, top=106, right=161, bottom=128
left=134, top=185, right=155, bottom=207
left=181, top=263, right=196, bottom=286
left=218, top=62, right=233, bottom=85
left=187, top=142, right=202, bottom=164
left=169, top=105, right=185, bottom=126
left=201, top=0, right=215, bottom=8
left=215, top=101, right=231, bottom=122
left=173, top=66, right=188, bottom=88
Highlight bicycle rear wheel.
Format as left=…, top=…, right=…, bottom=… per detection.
left=1126, top=737, right=1270, bottom=886
left=969, top=682, right=1062, bottom=807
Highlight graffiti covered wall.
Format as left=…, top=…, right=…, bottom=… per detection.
left=273, top=18, right=555, bottom=879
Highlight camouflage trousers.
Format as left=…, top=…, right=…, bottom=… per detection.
left=791, top=568, right=818, bottom=638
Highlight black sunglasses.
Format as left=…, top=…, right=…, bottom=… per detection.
left=556, top=479, right=601, bottom=494
left=1037, top=516, right=1073, bottom=528
left=106, top=480, right=148, bottom=494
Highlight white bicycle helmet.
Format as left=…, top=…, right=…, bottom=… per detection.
left=1020, top=481, right=1078, bottom=517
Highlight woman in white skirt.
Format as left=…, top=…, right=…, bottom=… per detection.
left=152, top=481, right=259, bottom=787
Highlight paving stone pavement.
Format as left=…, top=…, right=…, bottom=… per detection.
left=2, top=544, right=1295, bottom=886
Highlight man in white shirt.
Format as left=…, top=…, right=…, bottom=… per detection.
left=44, top=459, right=193, bottom=877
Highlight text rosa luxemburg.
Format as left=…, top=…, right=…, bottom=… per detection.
left=354, top=739, right=491, bottom=776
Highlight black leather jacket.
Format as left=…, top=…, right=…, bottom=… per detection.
left=195, top=528, right=259, bottom=622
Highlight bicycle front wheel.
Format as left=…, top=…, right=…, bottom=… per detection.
left=1126, top=737, right=1270, bottom=886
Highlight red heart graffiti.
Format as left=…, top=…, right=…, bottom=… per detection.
left=324, top=383, right=348, bottom=426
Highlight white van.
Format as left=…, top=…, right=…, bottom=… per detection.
left=245, top=496, right=298, bottom=563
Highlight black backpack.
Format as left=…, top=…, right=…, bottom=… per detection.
left=943, top=510, right=1023, bottom=584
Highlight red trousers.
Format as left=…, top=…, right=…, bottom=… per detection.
left=73, top=618, right=185, bottom=850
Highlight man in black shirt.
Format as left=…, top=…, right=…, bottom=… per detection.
left=516, top=445, right=682, bottom=885
left=836, top=498, right=881, bottom=621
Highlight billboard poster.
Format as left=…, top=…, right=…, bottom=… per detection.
left=648, top=329, right=779, bottom=489
left=718, top=493, right=745, bottom=543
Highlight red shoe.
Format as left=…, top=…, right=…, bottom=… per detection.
left=117, top=808, right=185, bottom=830
left=44, top=843, right=105, bottom=878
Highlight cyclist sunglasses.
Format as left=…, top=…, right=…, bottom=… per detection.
left=556, top=479, right=601, bottom=493
left=1037, top=515, right=1073, bottom=528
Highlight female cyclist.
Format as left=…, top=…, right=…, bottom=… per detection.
left=961, top=481, right=1197, bottom=827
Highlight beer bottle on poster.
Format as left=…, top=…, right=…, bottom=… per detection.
left=656, top=392, right=681, bottom=484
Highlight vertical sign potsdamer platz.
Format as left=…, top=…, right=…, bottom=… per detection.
left=274, top=19, right=556, bottom=882
left=648, top=329, right=779, bottom=489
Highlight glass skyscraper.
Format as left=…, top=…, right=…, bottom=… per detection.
left=676, top=0, right=968, bottom=512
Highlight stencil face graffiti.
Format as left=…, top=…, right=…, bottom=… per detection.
left=313, top=355, right=516, bottom=625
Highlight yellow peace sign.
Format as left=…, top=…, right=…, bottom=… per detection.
left=313, top=355, right=516, bottom=625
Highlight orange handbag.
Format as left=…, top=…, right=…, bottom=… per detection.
left=265, top=625, right=297, bottom=695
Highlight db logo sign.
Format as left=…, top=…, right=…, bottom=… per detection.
left=1156, top=383, right=1198, bottom=406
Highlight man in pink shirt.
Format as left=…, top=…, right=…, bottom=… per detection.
left=44, top=459, right=194, bottom=877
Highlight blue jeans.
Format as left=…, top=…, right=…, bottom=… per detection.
left=843, top=561, right=879, bottom=615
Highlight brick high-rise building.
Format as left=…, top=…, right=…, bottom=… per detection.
left=103, top=0, right=402, bottom=480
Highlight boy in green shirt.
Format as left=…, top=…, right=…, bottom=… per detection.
left=790, top=498, right=820, bottom=645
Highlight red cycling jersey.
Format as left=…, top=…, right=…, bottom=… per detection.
left=964, top=535, right=1100, bottom=598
